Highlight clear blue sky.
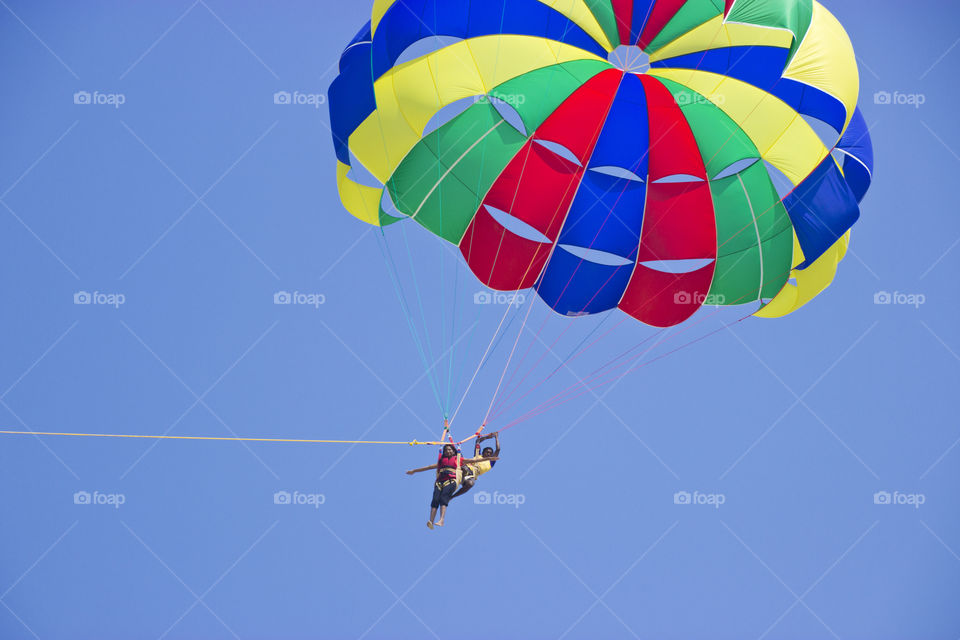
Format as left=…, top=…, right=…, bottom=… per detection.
left=1, top=1, right=958, bottom=638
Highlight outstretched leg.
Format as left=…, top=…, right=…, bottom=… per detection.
left=452, top=478, right=475, bottom=498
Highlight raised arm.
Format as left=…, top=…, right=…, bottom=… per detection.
left=493, top=432, right=500, bottom=456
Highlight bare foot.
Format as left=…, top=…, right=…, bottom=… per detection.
left=426, top=521, right=434, bottom=530
left=435, top=521, right=444, bottom=527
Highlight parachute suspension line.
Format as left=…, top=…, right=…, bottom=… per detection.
left=501, top=315, right=749, bottom=431
left=483, top=50, right=766, bottom=428
left=486, top=304, right=573, bottom=422
left=447, top=286, right=519, bottom=426
left=479, top=288, right=539, bottom=433
left=452, top=18, right=599, bottom=430
left=489, top=306, right=617, bottom=421
left=500, top=307, right=757, bottom=432
left=488, top=311, right=622, bottom=422
left=497, top=326, right=674, bottom=431
left=486, top=309, right=552, bottom=418
left=486, top=63, right=795, bottom=428
left=479, top=44, right=755, bottom=429
left=474, top=72, right=629, bottom=427
left=376, top=230, right=446, bottom=413
left=443, top=249, right=462, bottom=415
left=400, top=220, right=441, bottom=389
left=519, top=325, right=670, bottom=422
left=440, top=238, right=447, bottom=414
left=494, top=304, right=719, bottom=428
left=544, top=311, right=619, bottom=380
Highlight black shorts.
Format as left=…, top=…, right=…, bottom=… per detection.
left=431, top=478, right=457, bottom=508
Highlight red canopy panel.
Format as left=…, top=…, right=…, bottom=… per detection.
left=618, top=75, right=717, bottom=327
left=460, top=70, right=623, bottom=290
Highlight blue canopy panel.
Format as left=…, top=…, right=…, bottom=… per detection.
left=370, top=0, right=608, bottom=79
left=535, top=248, right=636, bottom=316
left=629, top=1, right=657, bottom=46
left=837, top=107, right=874, bottom=203
left=783, top=155, right=860, bottom=269
left=536, top=73, right=649, bottom=316
left=329, top=22, right=375, bottom=164
left=652, top=46, right=847, bottom=133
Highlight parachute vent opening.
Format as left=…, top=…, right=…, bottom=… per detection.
left=652, top=174, right=704, bottom=184
left=763, top=160, right=795, bottom=200
left=608, top=45, right=649, bottom=73
left=485, top=95, right=527, bottom=136
left=395, top=35, right=464, bottom=66
left=534, top=139, right=582, bottom=167
left=830, top=148, right=846, bottom=167
left=380, top=187, right=409, bottom=221
left=788, top=277, right=798, bottom=287
left=558, top=244, right=633, bottom=267
left=484, top=204, right=551, bottom=244
left=347, top=151, right=384, bottom=189
left=711, top=158, right=760, bottom=181
left=590, top=165, right=645, bottom=182
left=423, top=96, right=479, bottom=136
left=639, top=258, right=715, bottom=274
left=800, top=114, right=842, bottom=150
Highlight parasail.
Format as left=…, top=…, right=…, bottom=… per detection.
left=329, top=0, right=873, bottom=329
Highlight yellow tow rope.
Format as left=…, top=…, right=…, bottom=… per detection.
left=0, top=430, right=453, bottom=446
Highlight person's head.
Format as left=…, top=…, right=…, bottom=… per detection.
left=481, top=447, right=494, bottom=458
left=442, top=444, right=456, bottom=457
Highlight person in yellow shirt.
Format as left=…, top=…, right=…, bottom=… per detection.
left=453, top=432, right=499, bottom=499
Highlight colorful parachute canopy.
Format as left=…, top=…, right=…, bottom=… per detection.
left=328, top=0, right=873, bottom=328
